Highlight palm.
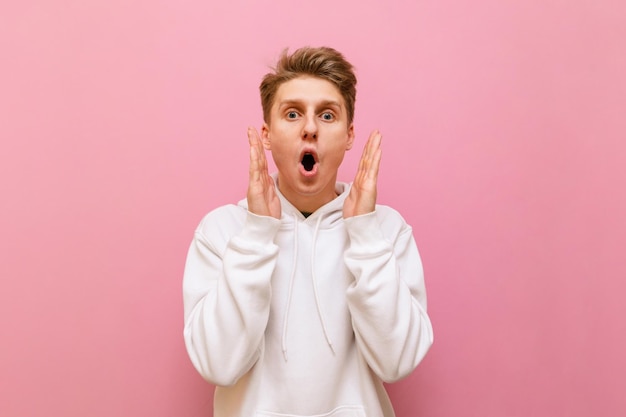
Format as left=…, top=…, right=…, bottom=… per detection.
left=343, top=130, right=382, bottom=218
left=247, top=127, right=281, bottom=219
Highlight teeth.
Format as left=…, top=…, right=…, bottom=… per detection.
left=302, top=153, right=315, bottom=172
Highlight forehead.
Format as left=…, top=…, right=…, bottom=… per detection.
left=273, top=76, right=345, bottom=108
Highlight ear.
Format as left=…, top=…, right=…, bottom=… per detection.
left=345, top=123, right=355, bottom=150
left=261, top=122, right=271, bottom=150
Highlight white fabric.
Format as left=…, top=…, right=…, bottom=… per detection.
left=183, top=178, right=433, bottom=417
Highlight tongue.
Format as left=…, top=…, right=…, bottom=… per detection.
left=302, top=154, right=315, bottom=171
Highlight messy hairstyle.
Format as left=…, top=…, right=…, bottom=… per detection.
left=260, top=46, right=357, bottom=125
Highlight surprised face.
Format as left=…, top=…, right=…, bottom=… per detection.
left=262, top=76, right=354, bottom=213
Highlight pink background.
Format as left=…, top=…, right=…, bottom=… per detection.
left=2, top=1, right=625, bottom=416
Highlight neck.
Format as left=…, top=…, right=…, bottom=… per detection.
left=276, top=176, right=338, bottom=214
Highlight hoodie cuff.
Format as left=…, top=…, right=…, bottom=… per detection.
left=237, top=211, right=281, bottom=245
left=344, top=211, right=387, bottom=248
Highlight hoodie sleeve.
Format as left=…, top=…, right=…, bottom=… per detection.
left=343, top=209, right=433, bottom=383
left=182, top=208, right=281, bottom=386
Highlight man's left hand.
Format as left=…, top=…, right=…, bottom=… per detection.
left=343, top=130, right=382, bottom=218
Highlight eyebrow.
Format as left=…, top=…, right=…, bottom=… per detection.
left=278, top=99, right=343, bottom=110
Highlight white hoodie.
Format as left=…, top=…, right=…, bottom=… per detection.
left=183, top=179, right=433, bottom=417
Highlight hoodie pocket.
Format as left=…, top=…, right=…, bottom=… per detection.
left=256, top=405, right=367, bottom=417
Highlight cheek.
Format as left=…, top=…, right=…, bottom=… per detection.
left=269, top=141, right=294, bottom=161
left=326, top=131, right=352, bottom=151
left=269, top=123, right=295, bottom=141
left=325, top=143, right=348, bottom=163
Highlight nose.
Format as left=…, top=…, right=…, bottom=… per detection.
left=302, top=115, right=318, bottom=140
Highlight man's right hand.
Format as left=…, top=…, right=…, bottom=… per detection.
left=247, top=127, right=281, bottom=219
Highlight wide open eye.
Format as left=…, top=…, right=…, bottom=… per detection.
left=287, top=111, right=298, bottom=119
left=321, top=112, right=334, bottom=121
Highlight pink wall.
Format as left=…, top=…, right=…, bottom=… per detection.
left=1, top=1, right=625, bottom=416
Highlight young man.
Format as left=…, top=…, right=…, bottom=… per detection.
left=183, top=47, right=433, bottom=417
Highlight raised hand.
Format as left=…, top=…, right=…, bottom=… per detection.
left=343, top=130, right=382, bottom=218
left=247, top=127, right=281, bottom=219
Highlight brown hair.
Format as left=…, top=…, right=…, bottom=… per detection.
left=260, top=46, right=357, bottom=125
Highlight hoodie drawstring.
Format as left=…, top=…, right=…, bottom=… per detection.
left=311, top=214, right=336, bottom=355
left=281, top=214, right=336, bottom=361
left=281, top=215, right=298, bottom=361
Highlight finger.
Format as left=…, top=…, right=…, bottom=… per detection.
left=366, top=131, right=382, bottom=178
left=366, top=130, right=382, bottom=160
left=356, top=130, right=381, bottom=182
left=367, top=143, right=382, bottom=181
left=251, top=127, right=269, bottom=173
left=249, top=143, right=261, bottom=183
left=248, top=126, right=262, bottom=149
left=356, top=130, right=374, bottom=175
left=364, top=130, right=381, bottom=165
left=248, top=127, right=263, bottom=182
left=359, top=130, right=374, bottom=166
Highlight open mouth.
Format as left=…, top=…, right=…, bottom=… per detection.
left=301, top=153, right=316, bottom=172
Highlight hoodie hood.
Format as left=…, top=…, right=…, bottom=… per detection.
left=237, top=172, right=351, bottom=228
